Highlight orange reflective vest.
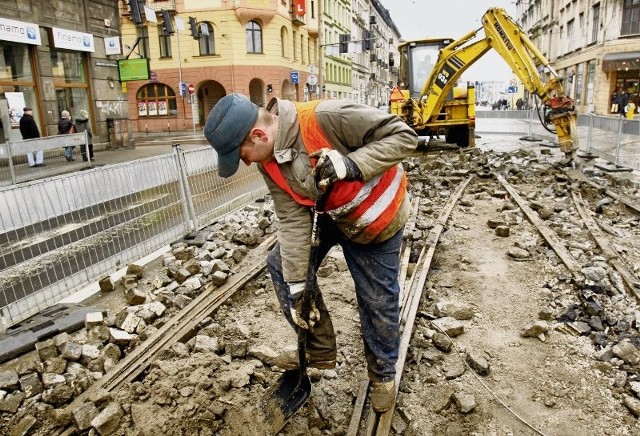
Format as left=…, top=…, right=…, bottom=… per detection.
left=262, top=100, right=406, bottom=242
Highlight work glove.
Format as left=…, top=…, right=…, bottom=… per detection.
left=288, top=282, right=321, bottom=330
left=310, top=149, right=362, bottom=190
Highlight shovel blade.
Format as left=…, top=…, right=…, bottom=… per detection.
left=262, top=369, right=312, bottom=434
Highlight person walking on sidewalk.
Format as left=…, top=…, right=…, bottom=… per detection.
left=19, top=107, right=44, bottom=167
left=610, top=90, right=619, bottom=114
left=204, top=94, right=418, bottom=413
left=74, top=109, right=94, bottom=162
left=57, top=110, right=75, bottom=161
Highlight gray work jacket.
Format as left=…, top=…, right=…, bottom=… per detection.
left=259, top=98, right=418, bottom=283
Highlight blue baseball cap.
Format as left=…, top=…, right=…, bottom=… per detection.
left=204, top=94, right=259, bottom=178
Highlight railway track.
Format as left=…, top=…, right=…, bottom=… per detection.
left=29, top=158, right=640, bottom=434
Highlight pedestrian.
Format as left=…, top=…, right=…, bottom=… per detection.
left=74, top=109, right=94, bottom=162
left=19, top=107, right=44, bottom=167
left=626, top=96, right=637, bottom=120
left=610, top=90, right=619, bottom=114
left=204, top=94, right=418, bottom=412
left=57, top=110, right=75, bottom=161
left=619, top=90, right=630, bottom=117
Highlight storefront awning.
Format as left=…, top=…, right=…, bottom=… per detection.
left=602, top=51, right=640, bottom=71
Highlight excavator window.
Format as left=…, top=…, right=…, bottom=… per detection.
left=400, top=40, right=449, bottom=99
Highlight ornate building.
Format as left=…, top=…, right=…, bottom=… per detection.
left=516, top=0, right=640, bottom=114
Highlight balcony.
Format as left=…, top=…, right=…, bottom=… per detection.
left=292, top=13, right=305, bottom=26
left=146, top=0, right=176, bottom=11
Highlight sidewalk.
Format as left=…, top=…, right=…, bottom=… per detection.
left=0, top=132, right=209, bottom=187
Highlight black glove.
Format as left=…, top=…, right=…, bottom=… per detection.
left=288, top=282, right=320, bottom=330
left=310, top=149, right=361, bottom=190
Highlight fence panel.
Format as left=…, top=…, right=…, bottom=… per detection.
left=0, top=154, right=188, bottom=329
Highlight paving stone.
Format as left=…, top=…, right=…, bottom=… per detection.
left=19, top=373, right=43, bottom=398
left=0, top=370, right=19, bottom=390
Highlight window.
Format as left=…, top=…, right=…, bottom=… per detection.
left=50, top=49, right=90, bottom=126
left=199, top=22, right=215, bottom=55
left=293, top=30, right=298, bottom=60
left=137, top=26, right=150, bottom=58
left=586, top=60, right=595, bottom=107
left=575, top=63, right=584, bottom=105
left=622, top=0, right=640, bottom=35
left=280, top=27, right=287, bottom=57
left=158, top=25, right=172, bottom=58
left=567, top=19, right=574, bottom=52
left=591, top=4, right=600, bottom=43
left=246, top=20, right=262, bottom=53
left=136, top=83, right=177, bottom=117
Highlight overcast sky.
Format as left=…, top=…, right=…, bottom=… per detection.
left=378, top=0, right=518, bottom=82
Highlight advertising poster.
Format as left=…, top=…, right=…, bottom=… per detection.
left=138, top=101, right=147, bottom=116
left=6, top=92, right=26, bottom=129
left=158, top=100, right=167, bottom=116
left=148, top=101, right=157, bottom=116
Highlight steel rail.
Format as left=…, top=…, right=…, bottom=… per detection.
left=348, top=176, right=473, bottom=436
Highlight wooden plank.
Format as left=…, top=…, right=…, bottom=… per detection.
left=346, top=379, right=371, bottom=436
left=568, top=169, right=640, bottom=214
left=372, top=176, right=473, bottom=436
left=571, top=191, right=640, bottom=300
left=496, top=175, right=582, bottom=278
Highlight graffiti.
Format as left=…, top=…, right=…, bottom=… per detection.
left=98, top=101, right=124, bottom=117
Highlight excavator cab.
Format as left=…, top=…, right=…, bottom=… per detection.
left=399, top=39, right=448, bottom=99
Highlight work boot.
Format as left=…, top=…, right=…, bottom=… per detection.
left=273, top=350, right=336, bottom=370
left=371, top=380, right=396, bottom=412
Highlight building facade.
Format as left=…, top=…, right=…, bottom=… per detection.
left=120, top=0, right=320, bottom=133
left=0, top=0, right=127, bottom=148
left=516, top=0, right=640, bottom=115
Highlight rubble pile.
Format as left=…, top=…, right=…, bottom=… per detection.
left=1, top=147, right=640, bottom=435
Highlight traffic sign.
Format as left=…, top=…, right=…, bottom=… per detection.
left=188, top=84, right=195, bottom=95
left=307, top=74, right=318, bottom=86
left=179, top=82, right=187, bottom=96
left=290, top=71, right=299, bottom=84
left=507, top=86, right=518, bottom=93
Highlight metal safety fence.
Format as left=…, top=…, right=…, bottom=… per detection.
left=0, top=145, right=267, bottom=331
left=476, top=109, right=640, bottom=171
left=0, top=132, right=90, bottom=186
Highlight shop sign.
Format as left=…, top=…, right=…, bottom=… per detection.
left=0, top=17, right=41, bottom=45
left=104, top=36, right=121, bottom=55
left=51, top=27, right=95, bottom=52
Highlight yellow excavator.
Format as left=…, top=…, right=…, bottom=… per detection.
left=390, top=8, right=578, bottom=164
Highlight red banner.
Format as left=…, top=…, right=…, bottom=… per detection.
left=293, top=0, right=306, bottom=15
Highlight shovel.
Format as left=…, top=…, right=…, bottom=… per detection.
left=262, top=189, right=327, bottom=434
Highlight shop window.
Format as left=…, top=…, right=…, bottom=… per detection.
left=136, top=83, right=177, bottom=117
left=622, top=0, right=640, bottom=35
left=158, top=25, right=172, bottom=58
left=246, top=21, right=263, bottom=54
left=0, top=43, right=34, bottom=81
left=51, top=49, right=90, bottom=123
left=0, top=42, right=38, bottom=143
left=198, top=22, right=215, bottom=55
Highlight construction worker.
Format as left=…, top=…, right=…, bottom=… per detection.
left=204, top=94, right=418, bottom=412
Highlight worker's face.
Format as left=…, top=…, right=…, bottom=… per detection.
left=239, top=127, right=273, bottom=166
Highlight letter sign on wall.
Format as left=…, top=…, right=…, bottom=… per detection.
left=293, top=0, right=306, bottom=15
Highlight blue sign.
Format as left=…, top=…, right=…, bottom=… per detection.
left=507, top=86, right=518, bottom=94
left=290, top=71, right=299, bottom=84
left=179, top=82, right=187, bottom=96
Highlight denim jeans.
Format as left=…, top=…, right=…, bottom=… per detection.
left=64, top=146, right=74, bottom=160
left=266, top=214, right=403, bottom=382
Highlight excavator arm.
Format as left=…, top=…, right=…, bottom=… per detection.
left=396, top=8, right=578, bottom=162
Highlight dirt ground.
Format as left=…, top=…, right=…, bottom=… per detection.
left=2, top=145, right=640, bottom=435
